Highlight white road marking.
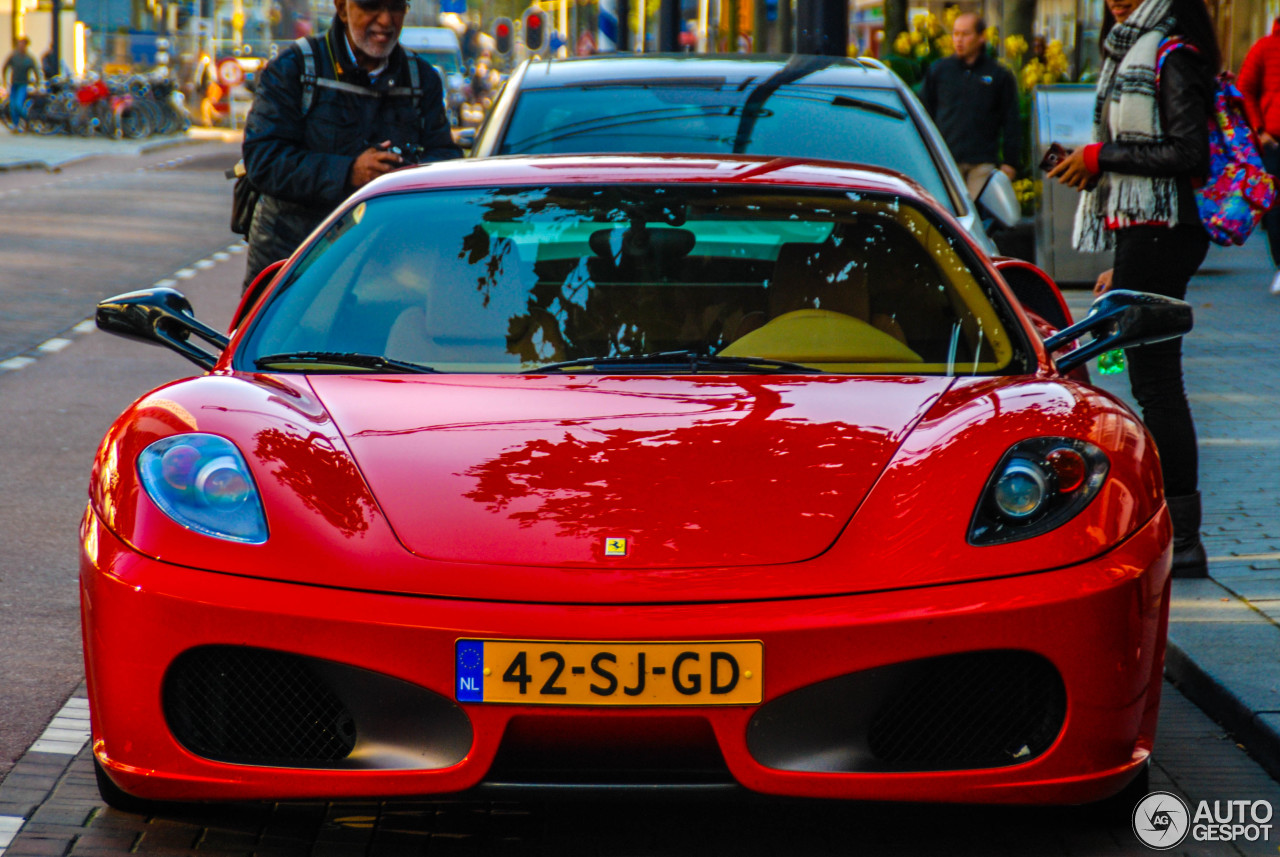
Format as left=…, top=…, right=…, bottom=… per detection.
left=37, top=338, right=72, bottom=354
left=195, top=259, right=215, bottom=269
left=154, top=278, right=177, bottom=288
left=213, top=251, right=230, bottom=262
left=0, top=357, right=36, bottom=372
left=0, top=814, right=26, bottom=854
left=28, top=695, right=91, bottom=756
left=73, top=319, right=96, bottom=334
left=174, top=268, right=196, bottom=279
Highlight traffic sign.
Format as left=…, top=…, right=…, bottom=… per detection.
left=217, top=57, right=245, bottom=88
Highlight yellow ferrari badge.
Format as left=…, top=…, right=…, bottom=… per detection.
left=605, top=537, right=628, bottom=556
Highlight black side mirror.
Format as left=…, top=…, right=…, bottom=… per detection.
left=455, top=126, right=477, bottom=152
left=96, top=288, right=230, bottom=370
left=1043, top=290, right=1192, bottom=374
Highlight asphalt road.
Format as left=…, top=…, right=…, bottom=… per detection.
left=0, top=142, right=244, bottom=776
left=2, top=146, right=1280, bottom=855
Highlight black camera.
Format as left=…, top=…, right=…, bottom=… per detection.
left=387, top=142, right=427, bottom=164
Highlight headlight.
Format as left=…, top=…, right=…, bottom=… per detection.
left=969, top=438, right=1108, bottom=546
left=137, top=434, right=268, bottom=544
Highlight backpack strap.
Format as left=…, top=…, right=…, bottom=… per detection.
left=1156, top=36, right=1198, bottom=81
left=295, top=35, right=318, bottom=114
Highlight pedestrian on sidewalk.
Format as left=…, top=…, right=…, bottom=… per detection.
left=239, top=0, right=461, bottom=293
left=1048, top=0, right=1218, bottom=578
left=1238, top=16, right=1280, bottom=295
left=921, top=13, right=1023, bottom=200
left=2, top=38, right=40, bottom=132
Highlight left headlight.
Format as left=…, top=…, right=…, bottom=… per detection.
left=137, top=433, right=268, bottom=544
left=969, top=437, right=1109, bottom=546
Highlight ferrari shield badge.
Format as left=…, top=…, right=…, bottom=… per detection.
left=605, top=537, right=628, bottom=556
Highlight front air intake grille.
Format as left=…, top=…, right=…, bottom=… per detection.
left=866, top=650, right=1065, bottom=769
left=164, top=646, right=357, bottom=766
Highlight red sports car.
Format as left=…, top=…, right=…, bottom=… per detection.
left=84, top=155, right=1190, bottom=811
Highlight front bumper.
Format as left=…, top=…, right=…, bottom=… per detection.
left=81, top=506, right=1171, bottom=805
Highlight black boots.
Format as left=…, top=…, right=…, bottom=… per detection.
left=1168, top=492, right=1208, bottom=578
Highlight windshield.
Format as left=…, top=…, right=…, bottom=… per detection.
left=240, top=185, right=1028, bottom=376
left=497, top=83, right=955, bottom=213
left=413, top=49, right=461, bottom=76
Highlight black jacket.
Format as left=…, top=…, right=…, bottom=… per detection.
left=1096, top=47, right=1212, bottom=225
left=921, top=52, right=1022, bottom=168
left=242, top=26, right=462, bottom=286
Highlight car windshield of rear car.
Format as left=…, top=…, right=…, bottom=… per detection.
left=494, top=83, right=955, bottom=213
left=239, top=184, right=1031, bottom=376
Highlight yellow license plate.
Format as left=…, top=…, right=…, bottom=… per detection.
left=455, top=639, right=763, bottom=706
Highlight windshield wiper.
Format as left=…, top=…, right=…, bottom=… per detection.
left=524, top=350, right=824, bottom=374
left=506, top=105, right=741, bottom=150
left=829, top=94, right=907, bottom=119
left=254, top=351, right=438, bottom=374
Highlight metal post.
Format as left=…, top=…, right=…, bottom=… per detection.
left=777, top=0, right=791, bottom=52
left=599, top=0, right=617, bottom=50
left=52, top=0, right=62, bottom=70
left=795, top=0, right=844, bottom=55
left=616, top=0, right=630, bottom=50
left=657, top=0, right=680, bottom=51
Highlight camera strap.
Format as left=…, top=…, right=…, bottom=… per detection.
left=295, top=35, right=423, bottom=116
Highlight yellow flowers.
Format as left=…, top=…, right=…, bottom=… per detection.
left=1005, top=35, right=1029, bottom=60
left=1017, top=40, right=1071, bottom=93
left=892, top=10, right=953, bottom=64
left=1013, top=178, right=1042, bottom=216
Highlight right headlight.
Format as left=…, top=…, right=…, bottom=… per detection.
left=969, top=437, right=1109, bottom=546
left=137, top=433, right=268, bottom=544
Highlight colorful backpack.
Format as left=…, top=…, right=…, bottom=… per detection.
left=1158, top=39, right=1278, bottom=246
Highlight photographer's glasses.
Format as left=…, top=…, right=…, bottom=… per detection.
left=354, top=0, right=409, bottom=12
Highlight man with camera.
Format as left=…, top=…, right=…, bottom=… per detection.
left=240, top=0, right=462, bottom=291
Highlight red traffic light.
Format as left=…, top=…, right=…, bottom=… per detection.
left=523, top=9, right=546, bottom=51
left=493, top=17, right=513, bottom=55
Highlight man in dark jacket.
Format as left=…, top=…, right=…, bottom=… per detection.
left=241, top=0, right=462, bottom=290
left=920, top=13, right=1022, bottom=200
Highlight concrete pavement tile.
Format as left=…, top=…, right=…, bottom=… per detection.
left=3, top=833, right=77, bottom=856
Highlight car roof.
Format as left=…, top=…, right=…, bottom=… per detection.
left=509, top=53, right=903, bottom=91
left=359, top=153, right=936, bottom=205
left=399, top=26, right=462, bottom=51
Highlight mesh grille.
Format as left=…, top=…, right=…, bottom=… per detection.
left=866, top=650, right=1065, bottom=769
left=164, top=646, right=356, bottom=765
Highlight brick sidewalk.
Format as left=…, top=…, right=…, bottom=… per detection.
left=0, top=685, right=1273, bottom=856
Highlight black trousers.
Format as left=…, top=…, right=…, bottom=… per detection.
left=1262, top=145, right=1280, bottom=267
left=1112, top=223, right=1209, bottom=497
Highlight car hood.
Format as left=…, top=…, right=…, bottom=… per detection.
left=309, top=374, right=951, bottom=569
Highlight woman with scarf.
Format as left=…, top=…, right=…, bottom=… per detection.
left=1048, top=0, right=1218, bottom=578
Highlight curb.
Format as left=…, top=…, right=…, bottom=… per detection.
left=0, top=159, right=52, bottom=173
left=0, top=130, right=236, bottom=173
left=1164, top=637, right=1280, bottom=784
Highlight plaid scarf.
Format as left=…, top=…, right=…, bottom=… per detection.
left=1073, top=0, right=1180, bottom=251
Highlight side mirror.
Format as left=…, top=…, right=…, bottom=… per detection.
left=455, top=126, right=477, bottom=153
left=976, top=170, right=1021, bottom=230
left=1044, top=290, right=1192, bottom=374
left=96, top=288, right=230, bottom=370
